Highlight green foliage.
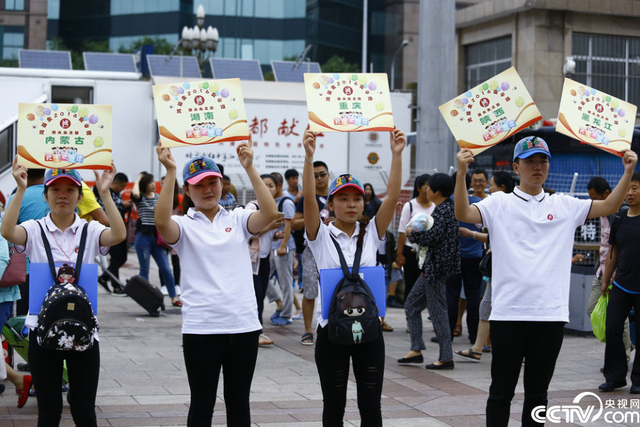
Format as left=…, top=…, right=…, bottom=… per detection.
left=264, top=71, right=275, bottom=81
left=321, top=55, right=360, bottom=73
left=0, top=58, right=18, bottom=68
left=118, top=36, right=177, bottom=55
left=48, top=37, right=111, bottom=70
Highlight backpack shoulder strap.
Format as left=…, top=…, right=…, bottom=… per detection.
left=74, top=223, right=90, bottom=282
left=37, top=222, right=57, bottom=282
left=329, top=233, right=363, bottom=278
left=409, top=199, right=413, bottom=216
left=610, top=207, right=629, bottom=243
left=277, top=196, right=293, bottom=212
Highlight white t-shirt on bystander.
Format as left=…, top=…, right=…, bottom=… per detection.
left=397, top=199, right=435, bottom=247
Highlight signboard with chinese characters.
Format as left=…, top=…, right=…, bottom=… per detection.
left=17, top=103, right=112, bottom=169
left=556, top=78, right=636, bottom=157
left=439, top=67, right=542, bottom=156
left=152, top=78, right=250, bottom=148
left=304, top=73, right=394, bottom=132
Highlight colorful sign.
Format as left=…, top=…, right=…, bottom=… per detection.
left=304, top=73, right=394, bottom=132
left=18, top=103, right=112, bottom=169
left=556, top=79, right=636, bottom=157
left=152, top=79, right=250, bottom=147
left=439, top=67, right=542, bottom=155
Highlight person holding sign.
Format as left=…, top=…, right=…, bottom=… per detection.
left=154, top=141, right=277, bottom=427
left=0, top=160, right=126, bottom=427
left=454, top=136, right=637, bottom=427
left=302, top=125, right=405, bottom=427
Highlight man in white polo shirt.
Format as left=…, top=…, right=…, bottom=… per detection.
left=454, top=136, right=637, bottom=427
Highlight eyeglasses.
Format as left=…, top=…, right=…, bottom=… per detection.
left=314, top=172, right=328, bottom=179
left=472, top=179, right=487, bottom=184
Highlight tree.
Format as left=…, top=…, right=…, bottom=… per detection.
left=321, top=55, right=360, bottom=73
left=118, top=36, right=178, bottom=55
left=48, top=37, right=111, bottom=70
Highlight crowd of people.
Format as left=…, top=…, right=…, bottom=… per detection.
left=0, top=129, right=637, bottom=427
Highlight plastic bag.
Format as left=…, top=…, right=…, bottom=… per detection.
left=591, top=289, right=610, bottom=343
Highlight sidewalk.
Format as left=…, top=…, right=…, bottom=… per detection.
left=0, top=249, right=635, bottom=426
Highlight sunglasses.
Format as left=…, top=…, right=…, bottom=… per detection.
left=314, top=172, right=328, bottom=179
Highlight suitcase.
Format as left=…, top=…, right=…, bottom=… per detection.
left=125, top=276, right=165, bottom=316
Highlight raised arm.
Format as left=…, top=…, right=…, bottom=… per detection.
left=242, top=140, right=278, bottom=234
left=0, top=157, right=28, bottom=246
left=375, top=128, right=406, bottom=239
left=131, top=173, right=143, bottom=202
left=302, top=126, right=321, bottom=240
left=96, top=162, right=127, bottom=246
left=454, top=149, right=482, bottom=224
left=155, top=143, right=180, bottom=245
left=589, top=150, right=638, bottom=219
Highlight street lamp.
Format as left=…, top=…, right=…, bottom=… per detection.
left=390, top=40, right=409, bottom=90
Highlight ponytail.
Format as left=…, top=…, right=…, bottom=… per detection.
left=357, top=215, right=370, bottom=247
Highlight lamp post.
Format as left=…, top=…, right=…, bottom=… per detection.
left=390, top=40, right=409, bottom=90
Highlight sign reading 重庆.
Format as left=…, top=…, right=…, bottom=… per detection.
left=152, top=78, right=250, bottom=148
left=304, top=73, right=394, bottom=132
left=439, top=67, right=542, bottom=155
left=17, top=103, right=112, bottom=169
left=556, top=78, right=636, bottom=157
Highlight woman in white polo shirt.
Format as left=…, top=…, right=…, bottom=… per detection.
left=154, top=141, right=277, bottom=427
left=302, top=125, right=406, bottom=427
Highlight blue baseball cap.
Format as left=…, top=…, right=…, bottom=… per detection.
left=183, top=156, right=222, bottom=185
left=328, top=174, right=365, bottom=197
left=45, top=169, right=82, bottom=187
left=513, top=136, right=552, bottom=162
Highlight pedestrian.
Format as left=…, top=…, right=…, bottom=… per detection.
left=155, top=140, right=277, bottom=427
left=1, top=160, right=126, bottom=426
left=454, top=136, right=637, bottom=426
left=363, top=183, right=382, bottom=218
left=284, top=168, right=302, bottom=203
left=219, top=175, right=237, bottom=209
left=302, top=125, right=406, bottom=426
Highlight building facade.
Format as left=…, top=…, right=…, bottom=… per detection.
left=0, top=0, right=47, bottom=62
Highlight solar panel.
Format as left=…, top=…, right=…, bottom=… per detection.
left=147, top=54, right=202, bottom=78
left=210, top=58, right=263, bottom=81
left=84, top=52, right=137, bottom=73
left=271, top=60, right=321, bottom=82
left=19, top=50, right=72, bottom=70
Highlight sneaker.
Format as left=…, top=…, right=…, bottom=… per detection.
left=271, top=316, right=292, bottom=326
left=98, top=277, right=111, bottom=293
left=160, top=286, right=169, bottom=296
left=112, top=288, right=127, bottom=296
left=270, top=309, right=282, bottom=323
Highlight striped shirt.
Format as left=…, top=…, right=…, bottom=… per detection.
left=133, top=194, right=158, bottom=226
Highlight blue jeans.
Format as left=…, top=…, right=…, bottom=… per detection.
left=134, top=233, right=176, bottom=298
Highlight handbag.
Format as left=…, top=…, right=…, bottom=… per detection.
left=0, top=244, right=27, bottom=288
left=478, top=249, right=491, bottom=278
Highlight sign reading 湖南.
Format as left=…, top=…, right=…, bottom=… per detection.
left=17, top=103, right=112, bottom=169
left=304, top=73, right=394, bottom=132
left=152, top=78, right=250, bottom=148
left=439, top=67, right=542, bottom=156
left=556, top=78, right=637, bottom=157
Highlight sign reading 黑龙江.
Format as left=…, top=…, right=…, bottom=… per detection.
left=439, top=67, right=542, bottom=155
left=17, top=103, right=112, bottom=169
left=152, top=79, right=250, bottom=148
left=304, top=73, right=394, bottom=132
left=556, top=78, right=636, bottom=157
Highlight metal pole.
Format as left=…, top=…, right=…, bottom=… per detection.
left=361, top=0, right=368, bottom=73
left=180, top=51, right=183, bottom=78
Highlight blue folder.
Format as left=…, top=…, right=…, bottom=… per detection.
left=319, top=265, right=386, bottom=318
left=29, top=263, right=98, bottom=315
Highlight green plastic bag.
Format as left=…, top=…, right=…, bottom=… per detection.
left=591, top=289, right=610, bottom=343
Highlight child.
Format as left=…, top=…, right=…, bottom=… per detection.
left=455, top=136, right=637, bottom=426
left=1, top=159, right=126, bottom=426
left=302, top=125, right=405, bottom=426
left=154, top=141, right=277, bottom=427
left=398, top=173, right=460, bottom=370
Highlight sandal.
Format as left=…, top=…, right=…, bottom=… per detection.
left=301, top=332, right=314, bottom=346
left=453, top=325, right=462, bottom=337
left=17, top=375, right=32, bottom=408
left=454, top=348, right=482, bottom=362
left=381, top=321, right=394, bottom=332
left=482, top=345, right=492, bottom=353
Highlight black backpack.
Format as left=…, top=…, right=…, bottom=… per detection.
left=327, top=235, right=381, bottom=345
left=36, top=222, right=98, bottom=352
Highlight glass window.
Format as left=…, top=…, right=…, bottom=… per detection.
left=241, top=42, right=253, bottom=59
left=198, top=0, right=223, bottom=14
left=255, top=0, right=269, bottom=17
left=242, top=0, right=254, bottom=17
left=1, top=27, right=24, bottom=60
left=4, top=0, right=25, bottom=11
left=48, top=0, right=60, bottom=19
left=224, top=0, right=237, bottom=14
left=572, top=33, right=640, bottom=107
left=269, top=0, right=285, bottom=18
left=464, top=36, right=512, bottom=90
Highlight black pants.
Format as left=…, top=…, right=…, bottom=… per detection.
left=253, top=256, right=270, bottom=324
left=315, top=325, right=385, bottom=427
left=402, top=246, right=420, bottom=303
left=183, top=331, right=260, bottom=427
left=446, top=257, right=482, bottom=343
left=171, top=254, right=181, bottom=286
left=16, top=274, right=30, bottom=316
left=29, top=331, right=100, bottom=427
left=101, top=240, right=128, bottom=289
left=604, top=286, right=640, bottom=385
left=486, top=321, right=565, bottom=427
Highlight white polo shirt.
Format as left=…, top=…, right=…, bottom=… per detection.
left=171, top=207, right=261, bottom=335
left=306, top=218, right=384, bottom=327
left=474, top=187, right=592, bottom=322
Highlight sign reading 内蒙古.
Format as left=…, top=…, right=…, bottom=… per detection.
left=439, top=67, right=542, bottom=156
left=152, top=78, right=250, bottom=148
left=304, top=73, right=394, bottom=132
left=17, top=103, right=112, bottom=169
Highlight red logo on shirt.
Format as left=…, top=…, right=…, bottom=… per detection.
left=547, top=214, right=553, bottom=220
left=225, top=227, right=232, bottom=232
left=75, top=247, right=79, bottom=253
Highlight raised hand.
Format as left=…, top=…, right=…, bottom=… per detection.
left=303, top=125, right=317, bottom=159
left=390, top=128, right=406, bottom=154
left=622, top=149, right=638, bottom=174
left=456, top=149, right=475, bottom=174
left=156, top=141, right=176, bottom=171
left=11, top=156, right=28, bottom=190
left=95, top=161, right=117, bottom=195
left=237, top=139, right=254, bottom=170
